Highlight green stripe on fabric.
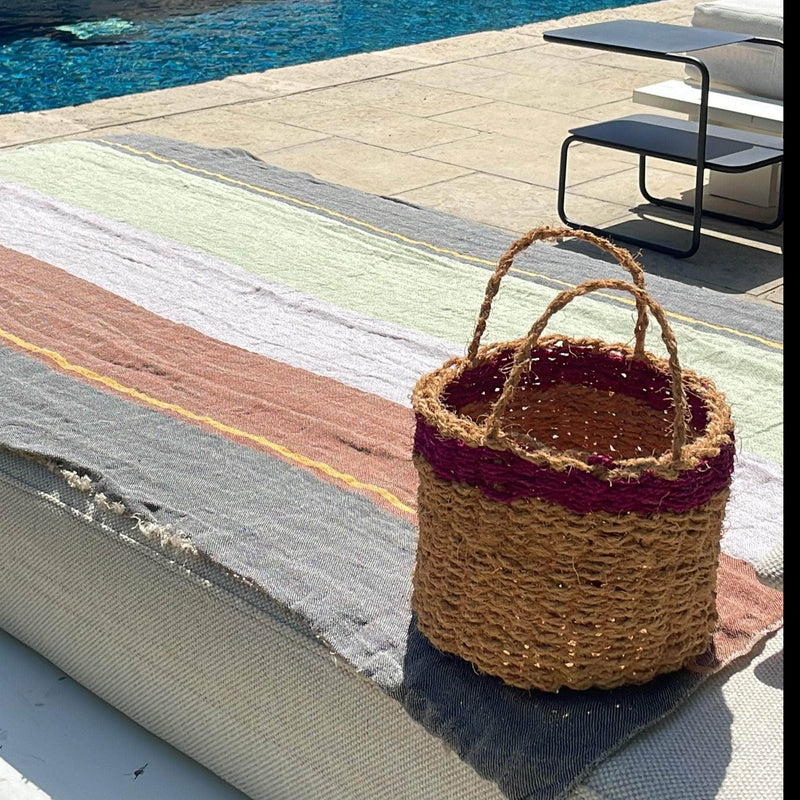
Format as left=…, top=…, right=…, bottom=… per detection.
left=98, top=136, right=783, bottom=353
left=0, top=141, right=782, bottom=464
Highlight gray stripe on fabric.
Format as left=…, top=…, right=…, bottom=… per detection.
left=0, top=344, right=416, bottom=690
left=0, top=445, right=333, bottom=643
left=100, top=134, right=783, bottom=349
left=0, top=180, right=457, bottom=408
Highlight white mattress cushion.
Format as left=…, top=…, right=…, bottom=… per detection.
left=688, top=0, right=783, bottom=99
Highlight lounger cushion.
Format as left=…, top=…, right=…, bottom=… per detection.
left=689, top=0, right=783, bottom=100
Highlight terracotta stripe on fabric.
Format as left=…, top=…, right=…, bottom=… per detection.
left=695, top=554, right=783, bottom=671
left=0, top=245, right=417, bottom=520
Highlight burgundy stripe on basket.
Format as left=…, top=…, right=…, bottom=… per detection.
left=414, top=418, right=735, bottom=515
left=444, top=346, right=711, bottom=426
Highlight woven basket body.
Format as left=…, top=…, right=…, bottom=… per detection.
left=410, top=228, right=735, bottom=692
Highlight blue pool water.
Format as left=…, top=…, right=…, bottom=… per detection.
left=1, top=0, right=650, bottom=115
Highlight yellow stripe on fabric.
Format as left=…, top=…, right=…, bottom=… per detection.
left=0, top=327, right=414, bottom=516
left=98, top=138, right=783, bottom=353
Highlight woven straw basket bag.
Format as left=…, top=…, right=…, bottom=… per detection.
left=411, top=226, right=735, bottom=692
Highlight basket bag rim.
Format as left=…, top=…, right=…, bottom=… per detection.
left=411, top=227, right=734, bottom=482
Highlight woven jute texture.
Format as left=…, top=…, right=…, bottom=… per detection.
left=410, top=226, right=736, bottom=692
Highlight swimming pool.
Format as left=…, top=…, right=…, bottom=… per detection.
left=1, top=0, right=651, bottom=115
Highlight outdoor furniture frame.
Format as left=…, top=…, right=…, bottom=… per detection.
left=543, top=20, right=784, bottom=258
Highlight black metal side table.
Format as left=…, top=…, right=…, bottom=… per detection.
left=543, top=20, right=783, bottom=258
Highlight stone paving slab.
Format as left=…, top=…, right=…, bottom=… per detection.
left=379, top=30, right=542, bottom=63
left=0, top=111, right=90, bottom=147
left=392, top=171, right=617, bottom=233
left=386, top=61, right=515, bottom=93
left=241, top=79, right=494, bottom=118
left=259, top=136, right=475, bottom=195
left=428, top=103, right=606, bottom=146
left=228, top=51, right=430, bottom=91
left=465, top=49, right=623, bottom=81
left=412, top=131, right=636, bottom=190
left=124, top=109, right=332, bottom=154
left=255, top=104, right=479, bottom=153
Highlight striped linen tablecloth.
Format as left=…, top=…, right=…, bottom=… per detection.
left=0, top=135, right=783, bottom=800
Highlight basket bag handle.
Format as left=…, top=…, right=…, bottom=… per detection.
left=483, top=278, right=690, bottom=462
left=467, top=226, right=649, bottom=363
